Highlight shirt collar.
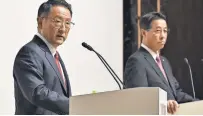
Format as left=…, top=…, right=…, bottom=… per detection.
left=141, top=43, right=159, bottom=60
left=36, top=33, right=56, bottom=56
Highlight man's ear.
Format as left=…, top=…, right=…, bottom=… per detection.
left=37, top=17, right=43, bottom=29
left=141, top=29, right=147, bottom=38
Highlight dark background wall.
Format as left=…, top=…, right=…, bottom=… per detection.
left=123, top=0, right=203, bottom=99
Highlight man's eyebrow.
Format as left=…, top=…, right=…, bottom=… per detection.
left=53, top=16, right=71, bottom=20
left=155, top=26, right=168, bottom=29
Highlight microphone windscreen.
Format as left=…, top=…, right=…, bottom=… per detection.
left=82, top=42, right=93, bottom=51
left=184, top=58, right=189, bottom=64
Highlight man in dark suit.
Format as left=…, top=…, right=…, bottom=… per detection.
left=124, top=12, right=196, bottom=114
left=13, top=0, right=75, bottom=114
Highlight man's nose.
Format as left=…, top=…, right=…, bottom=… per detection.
left=160, top=30, right=167, bottom=38
left=58, top=22, right=67, bottom=32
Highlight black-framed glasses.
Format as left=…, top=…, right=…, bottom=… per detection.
left=147, top=28, right=170, bottom=35
left=45, top=17, right=75, bottom=29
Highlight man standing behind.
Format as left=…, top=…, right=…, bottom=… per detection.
left=13, top=0, right=74, bottom=114
left=124, top=12, right=196, bottom=114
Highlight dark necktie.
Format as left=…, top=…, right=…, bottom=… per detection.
left=54, top=52, right=66, bottom=88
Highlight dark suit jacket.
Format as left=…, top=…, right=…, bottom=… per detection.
left=124, top=47, right=195, bottom=103
left=13, top=35, right=72, bottom=115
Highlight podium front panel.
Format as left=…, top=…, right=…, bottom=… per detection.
left=70, top=87, right=167, bottom=115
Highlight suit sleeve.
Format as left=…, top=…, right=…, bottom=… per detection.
left=124, top=56, right=148, bottom=88
left=164, top=58, right=197, bottom=103
left=173, top=75, right=199, bottom=103
left=13, top=46, right=69, bottom=114
left=173, top=78, right=198, bottom=103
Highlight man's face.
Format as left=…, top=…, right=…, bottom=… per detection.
left=142, top=19, right=168, bottom=52
left=40, top=6, right=72, bottom=48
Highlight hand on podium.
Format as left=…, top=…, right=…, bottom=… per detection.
left=167, top=100, right=179, bottom=114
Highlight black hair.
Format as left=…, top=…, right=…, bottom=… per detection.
left=37, top=0, right=72, bottom=17
left=140, top=12, right=166, bottom=30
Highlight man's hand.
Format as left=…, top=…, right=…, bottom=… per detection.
left=167, top=100, right=179, bottom=114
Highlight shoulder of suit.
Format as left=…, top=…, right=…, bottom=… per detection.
left=25, top=40, right=40, bottom=50
left=129, top=50, right=145, bottom=59
left=126, top=51, right=145, bottom=66
left=16, top=39, right=42, bottom=57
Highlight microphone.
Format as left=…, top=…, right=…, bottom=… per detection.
left=184, top=58, right=196, bottom=99
left=82, top=42, right=94, bottom=51
left=82, top=42, right=125, bottom=90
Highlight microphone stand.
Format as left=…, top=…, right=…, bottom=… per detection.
left=82, top=42, right=125, bottom=90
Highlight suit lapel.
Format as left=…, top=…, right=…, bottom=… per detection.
left=45, top=52, right=68, bottom=93
left=140, top=47, right=169, bottom=85
left=32, top=35, right=67, bottom=94
left=58, top=53, right=72, bottom=96
left=161, top=57, right=177, bottom=96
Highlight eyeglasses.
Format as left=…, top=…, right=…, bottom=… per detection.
left=44, top=17, right=75, bottom=29
left=147, top=28, right=170, bottom=35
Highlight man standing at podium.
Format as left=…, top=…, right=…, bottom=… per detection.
left=124, top=12, right=197, bottom=114
left=13, top=0, right=74, bottom=114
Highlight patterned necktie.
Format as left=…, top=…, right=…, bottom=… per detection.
left=54, top=52, right=66, bottom=88
left=156, top=56, right=168, bottom=81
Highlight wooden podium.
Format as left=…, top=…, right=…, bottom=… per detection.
left=175, top=100, right=203, bottom=115
left=69, top=87, right=167, bottom=115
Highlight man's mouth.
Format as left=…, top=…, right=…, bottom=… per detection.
left=56, top=35, right=65, bottom=40
left=159, top=42, right=165, bottom=45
